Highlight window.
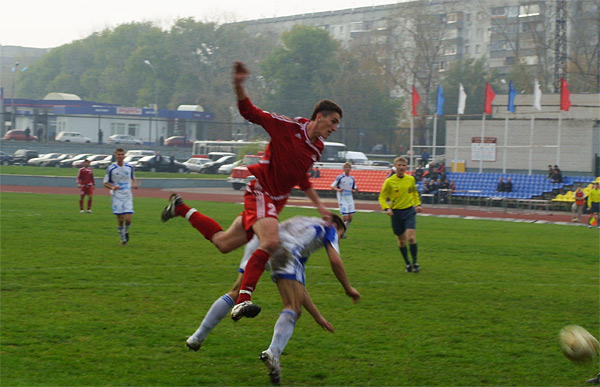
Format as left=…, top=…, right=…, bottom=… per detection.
left=491, top=7, right=506, bottom=16
left=519, top=4, right=540, bottom=17
left=111, top=123, right=125, bottom=135
left=475, top=44, right=481, bottom=54
left=445, top=45, right=457, bottom=55
left=128, top=123, right=139, bottom=136
left=466, top=13, right=471, bottom=22
left=506, top=57, right=515, bottom=65
left=465, top=45, right=470, bottom=54
left=439, top=61, right=447, bottom=72
left=447, top=12, right=457, bottom=23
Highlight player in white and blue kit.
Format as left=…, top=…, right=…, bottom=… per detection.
left=185, top=215, right=360, bottom=385
left=331, top=162, right=358, bottom=235
left=103, top=148, right=138, bottom=245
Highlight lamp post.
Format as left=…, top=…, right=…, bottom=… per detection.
left=143, top=60, right=159, bottom=145
left=11, top=61, right=19, bottom=131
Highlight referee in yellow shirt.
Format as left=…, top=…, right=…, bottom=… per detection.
left=378, top=156, right=423, bottom=273
left=587, top=181, right=600, bottom=228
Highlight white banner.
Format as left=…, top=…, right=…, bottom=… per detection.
left=471, top=137, right=497, bottom=162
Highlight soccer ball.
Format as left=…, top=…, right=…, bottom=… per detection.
left=559, top=325, right=600, bottom=362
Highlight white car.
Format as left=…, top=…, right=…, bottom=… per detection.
left=55, top=131, right=92, bottom=143
left=183, top=157, right=212, bottom=173
left=72, top=154, right=109, bottom=168
left=217, top=159, right=242, bottom=175
left=106, top=134, right=143, bottom=145
left=124, top=150, right=156, bottom=158
left=27, top=153, right=62, bottom=166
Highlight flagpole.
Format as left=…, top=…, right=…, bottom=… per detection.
left=557, top=112, right=562, bottom=166
left=503, top=116, right=508, bottom=174
left=432, top=114, right=438, bottom=162
left=479, top=114, right=485, bottom=173
left=410, top=115, right=415, bottom=171
left=528, top=114, right=535, bottom=175
left=454, top=115, right=460, bottom=172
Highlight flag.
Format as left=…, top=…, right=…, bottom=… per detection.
left=590, top=214, right=597, bottom=227
left=484, top=82, right=495, bottom=114
left=436, top=85, right=444, bottom=116
left=411, top=86, right=420, bottom=116
left=560, top=77, right=571, bottom=111
left=508, top=81, right=517, bottom=113
left=457, top=83, right=467, bottom=115
left=533, top=78, right=542, bottom=111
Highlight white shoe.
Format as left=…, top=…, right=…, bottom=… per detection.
left=231, top=300, right=261, bottom=321
left=80, top=210, right=84, bottom=213
left=186, top=336, right=202, bottom=351
left=86, top=210, right=92, bottom=213
left=260, top=349, right=281, bottom=386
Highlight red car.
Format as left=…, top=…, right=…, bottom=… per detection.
left=3, top=129, right=38, bottom=141
left=164, top=136, right=192, bottom=147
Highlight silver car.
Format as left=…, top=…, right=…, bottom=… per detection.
left=183, top=157, right=212, bottom=173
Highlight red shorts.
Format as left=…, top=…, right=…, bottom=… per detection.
left=241, top=179, right=288, bottom=238
left=80, top=185, right=94, bottom=196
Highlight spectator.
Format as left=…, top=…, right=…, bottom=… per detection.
left=155, top=151, right=162, bottom=166
left=552, top=168, right=563, bottom=183
left=170, top=153, right=175, bottom=167
left=572, top=185, right=587, bottom=223
left=98, top=128, right=103, bottom=144
left=24, top=127, right=31, bottom=140
left=314, top=166, right=320, bottom=178
left=159, top=136, right=164, bottom=146
left=504, top=178, right=513, bottom=193
left=37, top=127, right=43, bottom=142
left=497, top=177, right=505, bottom=192
left=414, top=165, right=424, bottom=182
left=420, top=148, right=430, bottom=167
left=547, top=165, right=554, bottom=179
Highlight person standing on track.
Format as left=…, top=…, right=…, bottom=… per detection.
left=331, top=162, right=358, bottom=236
left=378, top=156, right=423, bottom=273
left=77, top=159, right=95, bottom=213
left=161, top=61, right=342, bottom=321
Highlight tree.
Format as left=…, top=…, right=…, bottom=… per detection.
left=441, top=58, right=491, bottom=117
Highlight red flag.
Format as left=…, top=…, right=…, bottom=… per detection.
left=560, top=77, right=571, bottom=111
left=484, top=82, right=495, bottom=114
left=411, top=86, right=420, bottom=116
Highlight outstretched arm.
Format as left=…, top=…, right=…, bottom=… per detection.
left=302, top=287, right=334, bottom=333
left=304, top=187, right=333, bottom=222
left=325, top=244, right=361, bottom=303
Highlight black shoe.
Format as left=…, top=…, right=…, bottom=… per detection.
left=231, top=301, right=262, bottom=321
left=405, top=264, right=413, bottom=273
left=161, top=193, right=183, bottom=222
left=413, top=263, right=420, bottom=273
left=587, top=373, right=600, bottom=384
left=125, top=232, right=129, bottom=242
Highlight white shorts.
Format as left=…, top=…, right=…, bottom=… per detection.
left=337, top=191, right=355, bottom=215
left=111, top=196, right=134, bottom=215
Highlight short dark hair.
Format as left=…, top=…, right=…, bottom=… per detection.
left=115, top=148, right=125, bottom=154
left=331, top=214, right=347, bottom=233
left=310, top=99, right=343, bottom=120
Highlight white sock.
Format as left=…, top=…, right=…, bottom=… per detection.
left=268, top=309, right=297, bottom=358
left=124, top=223, right=130, bottom=232
left=190, top=294, right=234, bottom=343
left=118, top=226, right=125, bottom=239
left=345, top=219, right=352, bottom=230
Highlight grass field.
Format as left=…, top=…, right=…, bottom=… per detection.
left=1, top=192, right=599, bottom=386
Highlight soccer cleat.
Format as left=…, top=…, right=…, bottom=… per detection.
left=587, top=373, right=600, bottom=384
left=86, top=210, right=93, bottom=213
left=121, top=240, right=127, bottom=246
left=186, top=336, right=202, bottom=352
left=231, top=301, right=262, bottom=321
left=161, top=193, right=183, bottom=222
left=125, top=232, right=129, bottom=242
left=80, top=210, right=85, bottom=213
left=260, top=349, right=281, bottom=386
left=413, top=263, right=420, bottom=273
left=405, top=264, right=413, bottom=273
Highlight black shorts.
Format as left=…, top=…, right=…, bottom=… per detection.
left=391, top=207, right=417, bottom=236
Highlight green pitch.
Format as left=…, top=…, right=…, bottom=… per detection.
left=1, top=192, right=598, bottom=386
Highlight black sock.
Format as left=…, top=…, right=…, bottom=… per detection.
left=399, top=246, right=410, bottom=266
left=410, top=243, right=418, bottom=265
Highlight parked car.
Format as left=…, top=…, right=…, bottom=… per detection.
left=135, top=155, right=189, bottom=173
left=72, top=154, right=109, bottom=168
left=0, top=151, right=14, bottom=165
left=60, top=153, right=93, bottom=168
left=13, top=149, right=39, bottom=165
left=106, top=134, right=143, bottom=145
left=183, top=157, right=212, bottom=173
left=40, top=153, right=74, bottom=167
left=27, top=153, right=62, bottom=166
left=124, top=150, right=155, bottom=158
left=164, top=136, right=193, bottom=147
left=55, top=131, right=92, bottom=143
left=200, top=155, right=237, bottom=174
left=90, top=155, right=114, bottom=169
left=217, top=159, right=242, bottom=175
left=3, top=129, right=38, bottom=141
left=227, top=154, right=263, bottom=190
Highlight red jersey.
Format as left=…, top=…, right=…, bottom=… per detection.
left=238, top=98, right=323, bottom=198
left=77, top=167, right=95, bottom=186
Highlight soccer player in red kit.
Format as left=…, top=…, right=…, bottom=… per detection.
left=162, top=61, right=341, bottom=324
left=77, top=159, right=95, bottom=213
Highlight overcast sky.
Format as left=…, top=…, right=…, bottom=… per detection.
left=2, top=0, right=401, bottom=48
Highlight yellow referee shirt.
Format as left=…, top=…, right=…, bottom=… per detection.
left=378, top=174, right=421, bottom=210
left=588, top=188, right=600, bottom=206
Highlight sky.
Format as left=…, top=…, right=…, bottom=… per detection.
left=2, top=0, right=401, bottom=49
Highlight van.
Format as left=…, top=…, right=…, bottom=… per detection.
left=345, top=151, right=369, bottom=165
left=55, top=131, right=92, bottom=143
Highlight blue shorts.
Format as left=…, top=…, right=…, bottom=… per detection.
left=391, top=207, right=417, bottom=236
left=591, top=202, right=600, bottom=213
